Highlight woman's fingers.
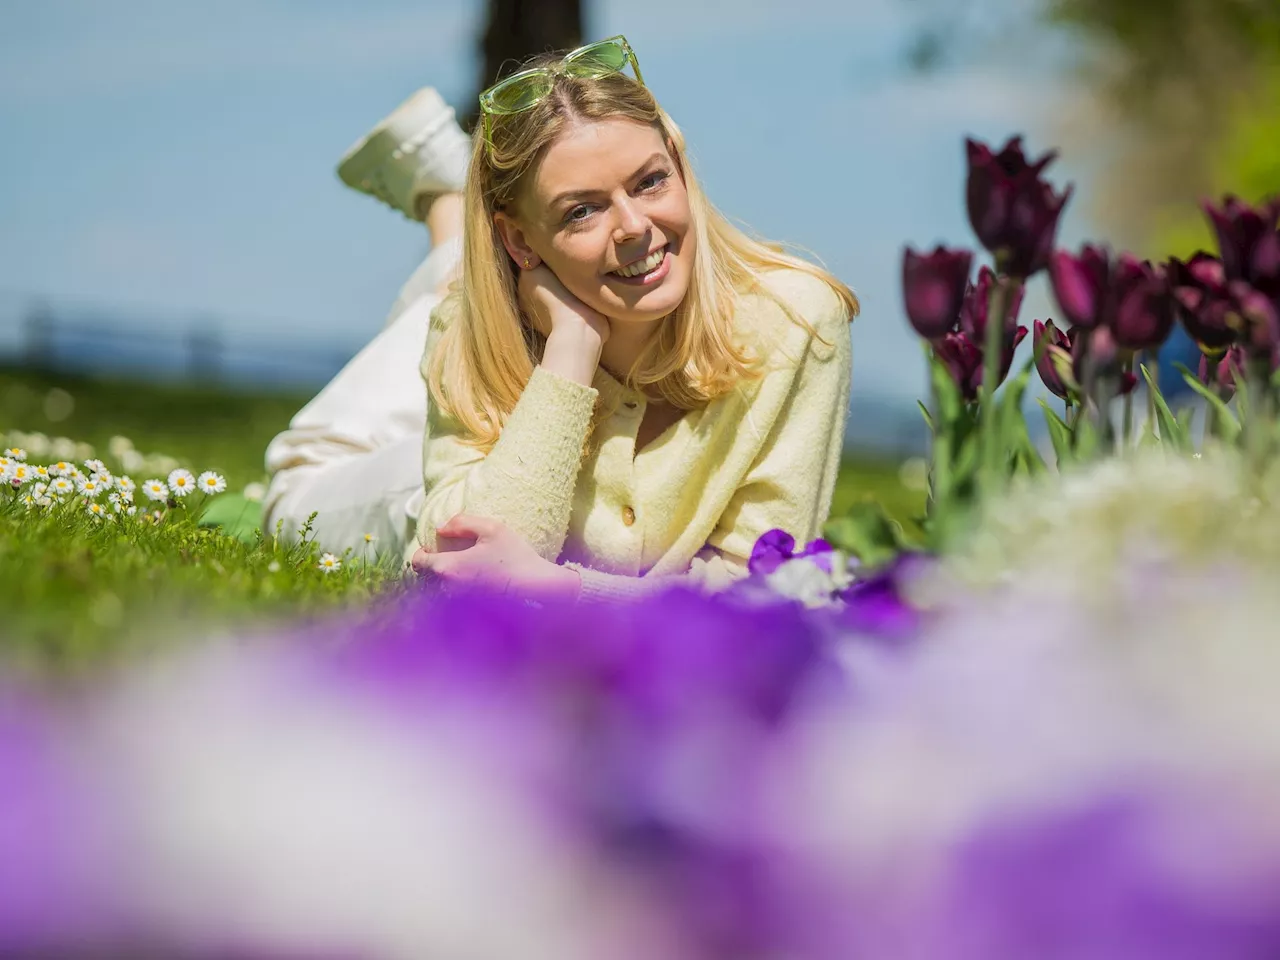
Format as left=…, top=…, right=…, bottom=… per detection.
left=437, top=514, right=503, bottom=542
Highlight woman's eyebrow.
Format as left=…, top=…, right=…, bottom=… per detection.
left=548, top=152, right=667, bottom=207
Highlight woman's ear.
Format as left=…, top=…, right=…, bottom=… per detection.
left=493, top=211, right=540, bottom=269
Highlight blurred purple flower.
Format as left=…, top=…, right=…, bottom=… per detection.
left=1110, top=255, right=1177, bottom=352
left=1049, top=244, right=1111, bottom=330
left=903, top=246, right=974, bottom=341
left=935, top=327, right=1028, bottom=403
left=966, top=136, right=1073, bottom=279
left=837, top=552, right=931, bottom=642
left=1204, top=195, right=1280, bottom=289
left=749, top=529, right=835, bottom=576
left=1168, top=252, right=1238, bottom=352
left=958, top=266, right=1025, bottom=343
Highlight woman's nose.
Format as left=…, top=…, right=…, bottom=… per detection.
left=612, top=197, right=651, bottom=241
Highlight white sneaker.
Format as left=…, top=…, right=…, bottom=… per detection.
left=336, top=87, right=471, bottom=221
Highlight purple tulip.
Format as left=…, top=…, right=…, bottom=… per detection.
left=1033, top=319, right=1076, bottom=399
left=1109, top=255, right=1176, bottom=352
left=1167, top=252, right=1238, bottom=352
left=1049, top=244, right=1111, bottom=329
left=1199, top=346, right=1247, bottom=401
left=1231, top=281, right=1280, bottom=352
left=935, top=326, right=1028, bottom=403
left=1204, top=195, right=1280, bottom=287
left=966, top=136, right=1074, bottom=279
left=958, top=266, right=1025, bottom=342
left=903, top=246, right=974, bottom=341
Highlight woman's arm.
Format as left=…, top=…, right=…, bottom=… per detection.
left=567, top=284, right=854, bottom=603
left=415, top=294, right=605, bottom=562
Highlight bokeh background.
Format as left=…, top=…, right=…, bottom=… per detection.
left=1, top=0, right=1276, bottom=489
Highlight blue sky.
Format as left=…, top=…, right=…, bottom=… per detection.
left=0, top=0, right=1099, bottom=420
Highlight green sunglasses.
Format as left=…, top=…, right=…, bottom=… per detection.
left=478, top=35, right=645, bottom=149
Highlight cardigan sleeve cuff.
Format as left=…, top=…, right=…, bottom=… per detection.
left=567, top=563, right=670, bottom=604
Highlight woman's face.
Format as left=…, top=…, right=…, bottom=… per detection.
left=495, top=118, right=695, bottom=325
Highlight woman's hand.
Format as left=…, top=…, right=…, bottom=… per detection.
left=519, top=264, right=611, bottom=345
left=410, top=514, right=581, bottom=602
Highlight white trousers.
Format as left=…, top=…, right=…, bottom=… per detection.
left=261, top=237, right=462, bottom=563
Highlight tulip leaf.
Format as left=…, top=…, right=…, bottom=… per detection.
left=917, top=400, right=935, bottom=433
left=1174, top=364, right=1241, bottom=443
left=1141, top=364, right=1188, bottom=453
left=927, top=345, right=962, bottom=426
left=1038, top=399, right=1074, bottom=467
left=1073, top=411, right=1101, bottom=463
left=824, top=500, right=903, bottom=567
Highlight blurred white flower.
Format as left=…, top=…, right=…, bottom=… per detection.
left=9, top=464, right=32, bottom=486
left=242, top=482, right=267, bottom=502
left=4, top=447, right=26, bottom=461
left=168, top=469, right=196, bottom=498
left=108, top=435, right=135, bottom=459
left=86, top=501, right=106, bottom=519
left=50, top=437, right=77, bottom=460
left=198, top=472, right=227, bottom=495
left=318, top=553, right=342, bottom=574
left=121, top=450, right=144, bottom=473
left=49, top=460, right=73, bottom=477
left=24, top=432, right=50, bottom=459
left=116, top=476, right=136, bottom=495
left=84, top=458, right=107, bottom=475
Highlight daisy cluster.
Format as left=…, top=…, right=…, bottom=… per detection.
left=0, top=444, right=226, bottom=520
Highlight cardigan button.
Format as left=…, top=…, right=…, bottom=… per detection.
left=622, top=505, right=636, bottom=526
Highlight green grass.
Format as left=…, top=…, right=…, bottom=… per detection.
left=0, top=365, right=921, bottom=672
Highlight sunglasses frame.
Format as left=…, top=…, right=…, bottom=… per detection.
left=478, top=35, right=645, bottom=150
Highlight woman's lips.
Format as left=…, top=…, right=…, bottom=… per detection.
left=609, top=247, right=671, bottom=286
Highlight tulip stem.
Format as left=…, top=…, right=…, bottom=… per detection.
left=1122, top=355, right=1136, bottom=449
left=978, top=275, right=1021, bottom=496
left=1245, top=351, right=1273, bottom=470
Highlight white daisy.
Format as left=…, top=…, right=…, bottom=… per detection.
left=5, top=447, right=27, bottom=461
left=84, top=458, right=106, bottom=475
left=35, top=495, right=53, bottom=509
left=141, top=479, right=168, bottom=502
left=197, top=471, right=227, bottom=495
left=167, top=468, right=196, bottom=497
left=85, top=501, right=106, bottom=518
left=49, top=476, right=74, bottom=497
left=66, top=467, right=85, bottom=482
left=9, top=464, right=32, bottom=485
left=31, top=465, right=50, bottom=481
left=364, top=532, right=377, bottom=544
left=91, top=470, right=114, bottom=487
left=115, top=475, right=136, bottom=494
left=32, top=482, right=48, bottom=499
left=49, top=461, right=73, bottom=477
left=20, top=493, right=36, bottom=509
left=317, top=553, right=342, bottom=573
left=125, top=504, right=137, bottom=516
left=75, top=477, right=102, bottom=497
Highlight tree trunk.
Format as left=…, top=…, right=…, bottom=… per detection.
left=459, top=0, right=584, bottom=133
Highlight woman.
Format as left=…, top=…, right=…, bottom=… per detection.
left=410, top=35, right=858, bottom=603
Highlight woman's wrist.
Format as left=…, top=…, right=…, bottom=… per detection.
left=540, top=322, right=604, bottom=387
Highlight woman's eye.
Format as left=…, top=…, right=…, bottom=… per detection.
left=565, top=204, right=593, bottom=223
left=640, top=171, right=669, bottom=190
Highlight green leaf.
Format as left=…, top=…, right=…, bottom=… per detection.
left=1141, top=364, right=1187, bottom=452
left=927, top=345, right=962, bottom=425
left=1174, top=364, right=1241, bottom=443
left=1038, top=399, right=1074, bottom=467
left=823, top=500, right=904, bottom=567
left=917, top=400, right=935, bottom=433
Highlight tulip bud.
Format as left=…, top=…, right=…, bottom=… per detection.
left=958, top=266, right=1025, bottom=342
left=1204, top=195, right=1280, bottom=286
left=1109, top=255, right=1175, bottom=352
left=1200, top=345, right=1247, bottom=402
left=934, top=331, right=984, bottom=402
left=966, top=136, right=1073, bottom=279
left=1167, top=252, right=1237, bottom=352
left=1049, top=245, right=1110, bottom=329
left=1033, top=319, right=1076, bottom=399
left=902, top=245, right=973, bottom=340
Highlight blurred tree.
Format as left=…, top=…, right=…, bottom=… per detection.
left=457, top=0, right=584, bottom=133
left=903, top=0, right=1280, bottom=256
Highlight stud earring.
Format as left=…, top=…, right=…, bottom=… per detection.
left=522, top=257, right=531, bottom=269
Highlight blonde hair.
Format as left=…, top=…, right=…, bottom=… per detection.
left=426, top=57, right=859, bottom=450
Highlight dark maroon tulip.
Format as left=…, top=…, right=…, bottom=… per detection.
left=1204, top=195, right=1280, bottom=287
left=1109, top=255, right=1175, bottom=351
left=1230, top=281, right=1280, bottom=352
left=902, top=245, right=974, bottom=340
left=1033, top=319, right=1075, bottom=399
left=935, top=326, right=1028, bottom=403
left=1167, top=252, right=1237, bottom=352
left=1199, top=346, right=1247, bottom=401
left=1049, top=245, right=1110, bottom=329
left=966, top=136, right=1074, bottom=279
left=958, top=266, right=1025, bottom=342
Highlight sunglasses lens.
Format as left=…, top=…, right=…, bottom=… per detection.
left=564, top=41, right=629, bottom=77
left=488, top=73, right=553, bottom=113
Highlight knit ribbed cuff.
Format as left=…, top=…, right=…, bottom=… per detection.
left=566, top=563, right=667, bottom=605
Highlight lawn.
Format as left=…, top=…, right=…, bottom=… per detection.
left=0, top=365, right=922, bottom=672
